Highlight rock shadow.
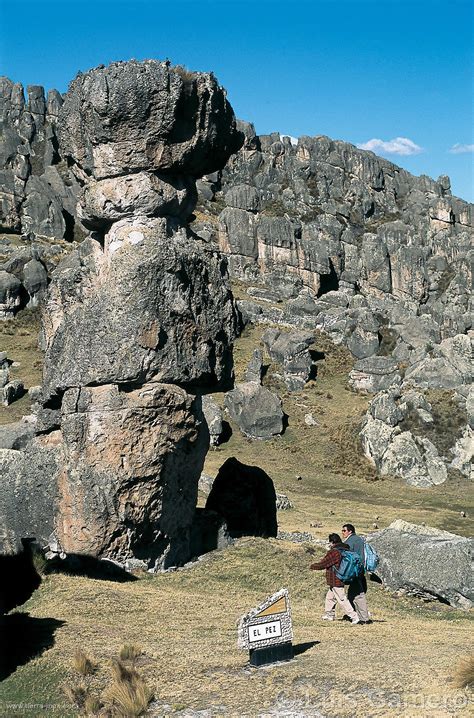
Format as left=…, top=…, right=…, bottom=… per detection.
left=0, top=540, right=42, bottom=616
left=205, top=457, right=277, bottom=538
left=45, top=554, right=137, bottom=582
left=293, top=640, right=320, bottom=656
left=0, top=612, right=65, bottom=681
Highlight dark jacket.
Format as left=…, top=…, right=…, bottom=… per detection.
left=345, top=533, right=365, bottom=563
left=310, top=542, right=350, bottom=588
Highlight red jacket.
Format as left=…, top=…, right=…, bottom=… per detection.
left=310, top=543, right=349, bottom=588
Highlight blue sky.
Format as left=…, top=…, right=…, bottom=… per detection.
left=1, top=0, right=472, bottom=201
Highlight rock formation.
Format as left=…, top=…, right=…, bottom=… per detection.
left=0, top=60, right=242, bottom=569
left=370, top=520, right=474, bottom=609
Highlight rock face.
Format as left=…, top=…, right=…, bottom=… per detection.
left=0, top=77, right=80, bottom=239
left=205, top=457, right=277, bottom=538
left=0, top=60, right=242, bottom=569
left=370, top=520, right=474, bottom=609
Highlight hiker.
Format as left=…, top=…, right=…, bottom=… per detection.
left=310, top=533, right=360, bottom=624
left=342, top=523, right=372, bottom=624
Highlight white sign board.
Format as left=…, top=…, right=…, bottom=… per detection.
left=248, top=619, right=282, bottom=644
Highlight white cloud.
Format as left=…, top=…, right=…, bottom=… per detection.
left=448, top=143, right=474, bottom=154
left=357, top=136, right=424, bottom=156
left=280, top=134, right=298, bottom=146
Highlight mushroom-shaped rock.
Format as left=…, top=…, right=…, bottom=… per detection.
left=58, top=60, right=243, bottom=181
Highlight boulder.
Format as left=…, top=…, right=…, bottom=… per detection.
left=262, top=329, right=314, bottom=391
left=404, top=357, right=463, bottom=389
left=202, top=395, right=224, bottom=447
left=370, top=520, right=474, bottom=609
left=79, top=173, right=197, bottom=228
left=0, top=270, right=23, bottom=318
left=450, top=427, right=474, bottom=478
left=244, top=348, right=263, bottom=383
left=205, top=457, right=277, bottom=538
left=379, top=431, right=446, bottom=487
left=56, top=382, right=208, bottom=568
left=22, top=258, right=48, bottom=305
left=349, top=356, right=401, bottom=393
left=0, top=433, right=62, bottom=554
left=1, top=380, right=25, bottom=406
left=58, top=60, right=243, bottom=180
left=224, top=382, right=284, bottom=439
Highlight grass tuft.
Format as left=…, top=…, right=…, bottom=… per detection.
left=84, top=694, right=103, bottom=715
left=73, top=648, right=97, bottom=676
left=103, top=659, right=154, bottom=717
left=62, top=682, right=89, bottom=709
left=453, top=655, right=474, bottom=689
left=119, top=644, right=143, bottom=662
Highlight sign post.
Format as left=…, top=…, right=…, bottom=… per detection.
left=238, top=588, right=293, bottom=666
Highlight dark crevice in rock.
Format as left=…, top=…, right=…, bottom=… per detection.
left=317, top=259, right=339, bottom=297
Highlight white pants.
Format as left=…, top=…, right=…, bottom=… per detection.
left=324, top=587, right=359, bottom=620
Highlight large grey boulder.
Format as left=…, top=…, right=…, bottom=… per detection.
left=224, top=382, right=284, bottom=439
left=262, top=328, right=315, bottom=391
left=79, top=173, right=197, bottom=228
left=379, top=431, right=447, bottom=487
left=370, top=520, right=474, bottom=609
left=0, top=270, right=23, bottom=318
left=58, top=60, right=243, bottom=180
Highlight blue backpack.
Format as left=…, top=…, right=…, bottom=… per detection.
left=364, top=540, right=379, bottom=572
left=334, top=549, right=363, bottom=583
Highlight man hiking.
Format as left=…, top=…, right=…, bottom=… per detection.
left=341, top=523, right=372, bottom=624
left=310, top=533, right=360, bottom=624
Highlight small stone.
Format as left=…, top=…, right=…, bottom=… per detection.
left=310, top=521, right=322, bottom=528
left=460, top=511, right=466, bottom=518
left=373, top=522, right=379, bottom=529
left=296, top=474, right=303, bottom=481
left=304, top=413, right=318, bottom=426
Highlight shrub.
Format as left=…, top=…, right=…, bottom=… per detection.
left=453, top=655, right=474, bottom=689
left=119, top=643, right=143, bottom=662
left=62, top=682, right=88, bottom=709
left=103, top=659, right=154, bottom=717
left=73, top=648, right=97, bottom=676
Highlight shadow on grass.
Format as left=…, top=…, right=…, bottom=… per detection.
left=0, top=612, right=65, bottom=681
left=294, top=640, right=320, bottom=656
left=45, top=554, right=138, bottom=582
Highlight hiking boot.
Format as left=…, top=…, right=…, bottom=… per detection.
left=342, top=615, right=352, bottom=622
left=321, top=613, right=335, bottom=621
left=350, top=617, right=360, bottom=625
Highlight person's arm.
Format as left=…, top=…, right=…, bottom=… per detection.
left=310, top=548, right=339, bottom=570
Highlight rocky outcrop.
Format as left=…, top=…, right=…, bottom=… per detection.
left=370, top=520, right=474, bottom=609
left=0, top=60, right=242, bottom=569
left=211, top=127, right=472, bottom=346
left=0, top=77, right=81, bottom=239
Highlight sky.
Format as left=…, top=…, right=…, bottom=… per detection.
left=1, top=0, right=473, bottom=201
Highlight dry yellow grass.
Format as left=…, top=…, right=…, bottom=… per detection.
left=5, top=539, right=472, bottom=718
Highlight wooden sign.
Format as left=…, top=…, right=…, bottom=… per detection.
left=238, top=588, right=293, bottom=666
